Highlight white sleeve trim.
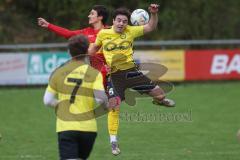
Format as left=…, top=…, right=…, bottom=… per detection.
left=43, top=90, right=58, bottom=108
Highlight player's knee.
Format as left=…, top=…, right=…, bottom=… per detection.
left=110, top=107, right=120, bottom=113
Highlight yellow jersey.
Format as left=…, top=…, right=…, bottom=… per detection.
left=47, top=60, right=104, bottom=132
left=95, top=25, right=144, bottom=72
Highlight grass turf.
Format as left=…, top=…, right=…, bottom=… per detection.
left=0, top=81, right=240, bottom=160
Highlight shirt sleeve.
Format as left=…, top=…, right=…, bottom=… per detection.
left=129, top=25, right=144, bottom=38
left=48, top=23, right=83, bottom=39
left=48, top=71, right=58, bottom=94
left=93, top=73, right=108, bottom=105
left=43, top=89, right=58, bottom=108
left=46, top=84, right=57, bottom=94
left=44, top=74, right=58, bottom=107
left=93, top=73, right=105, bottom=91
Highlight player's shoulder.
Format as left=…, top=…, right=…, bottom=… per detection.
left=77, top=64, right=102, bottom=83
left=78, top=27, right=95, bottom=34
left=48, top=60, right=71, bottom=81
left=51, top=59, right=87, bottom=77
left=104, top=25, right=111, bottom=29
left=82, top=27, right=94, bottom=31
left=69, top=63, right=101, bottom=77
left=126, top=25, right=143, bottom=30
left=84, top=64, right=101, bottom=77
left=99, top=27, right=113, bottom=34
left=47, top=60, right=71, bottom=90
left=126, top=25, right=144, bottom=36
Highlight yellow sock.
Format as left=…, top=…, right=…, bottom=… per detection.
left=108, top=109, right=120, bottom=136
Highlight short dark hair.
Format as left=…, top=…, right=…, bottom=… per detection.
left=68, top=35, right=89, bottom=58
left=113, top=7, right=131, bottom=20
left=92, top=5, right=109, bottom=25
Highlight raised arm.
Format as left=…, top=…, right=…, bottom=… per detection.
left=37, top=17, right=82, bottom=39
left=143, top=4, right=159, bottom=34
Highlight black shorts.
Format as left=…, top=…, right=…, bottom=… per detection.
left=58, top=131, right=97, bottom=160
left=110, top=67, right=156, bottom=100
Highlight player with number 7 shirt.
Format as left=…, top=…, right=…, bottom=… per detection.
left=38, top=5, right=121, bottom=155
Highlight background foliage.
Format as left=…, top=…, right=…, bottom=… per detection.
left=1, top=0, right=240, bottom=44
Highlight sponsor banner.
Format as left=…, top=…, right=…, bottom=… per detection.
left=27, top=52, right=70, bottom=84
left=134, top=50, right=185, bottom=81
left=3, top=49, right=239, bottom=85
left=185, top=50, right=240, bottom=80
left=0, top=53, right=28, bottom=85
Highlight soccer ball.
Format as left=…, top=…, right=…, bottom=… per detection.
left=130, top=9, right=149, bottom=26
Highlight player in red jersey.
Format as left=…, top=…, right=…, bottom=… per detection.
left=38, top=5, right=121, bottom=155
left=38, top=5, right=108, bottom=72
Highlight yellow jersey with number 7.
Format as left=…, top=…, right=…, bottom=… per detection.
left=46, top=60, right=104, bottom=132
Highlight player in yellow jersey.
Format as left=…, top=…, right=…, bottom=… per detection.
left=89, top=4, right=175, bottom=155
left=43, top=35, right=112, bottom=160
left=38, top=6, right=122, bottom=156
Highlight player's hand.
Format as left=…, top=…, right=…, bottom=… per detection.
left=148, top=4, right=159, bottom=14
left=37, top=17, right=49, bottom=28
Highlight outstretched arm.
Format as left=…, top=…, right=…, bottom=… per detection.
left=143, top=4, right=159, bottom=34
left=37, top=17, right=83, bottom=39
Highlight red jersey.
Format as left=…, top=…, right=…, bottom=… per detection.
left=47, top=23, right=108, bottom=88
left=48, top=24, right=99, bottom=43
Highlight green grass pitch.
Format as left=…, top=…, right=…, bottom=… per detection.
left=0, top=81, right=240, bottom=160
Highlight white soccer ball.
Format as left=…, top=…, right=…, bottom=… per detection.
left=130, top=9, right=149, bottom=26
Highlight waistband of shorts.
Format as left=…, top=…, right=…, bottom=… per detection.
left=111, top=67, right=137, bottom=74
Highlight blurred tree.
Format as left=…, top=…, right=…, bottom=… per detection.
left=1, top=0, right=240, bottom=44
left=158, top=0, right=240, bottom=40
